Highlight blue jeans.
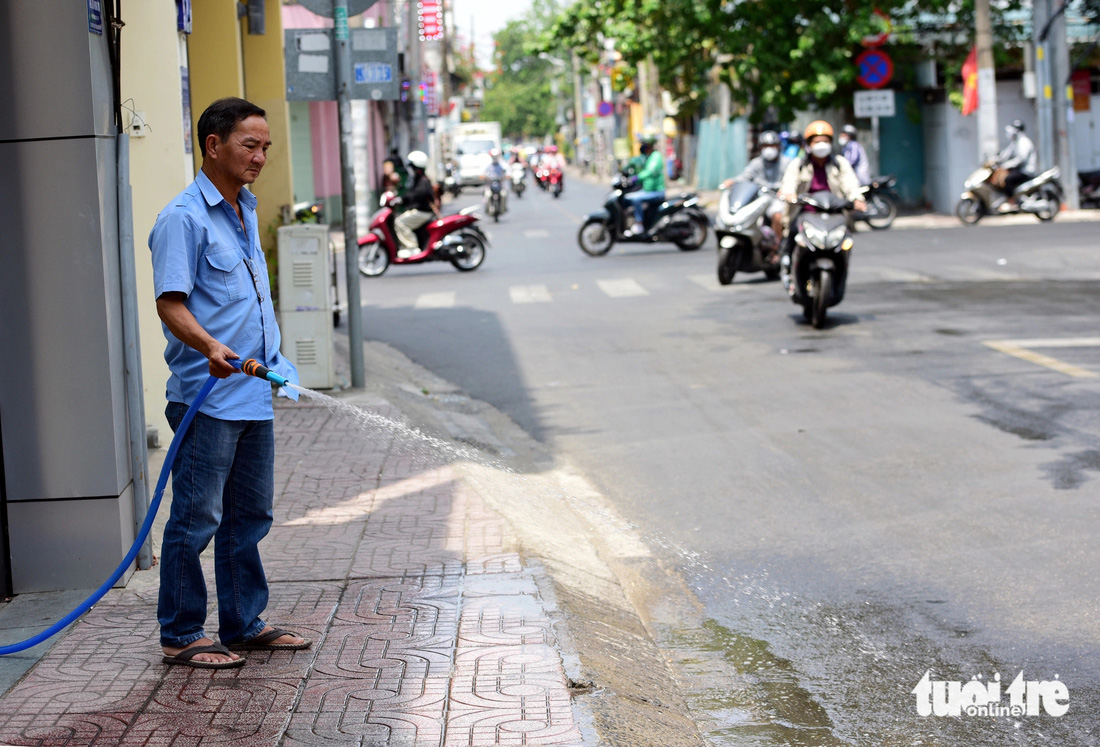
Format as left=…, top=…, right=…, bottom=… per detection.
left=159, top=402, right=275, bottom=648
left=624, top=190, right=665, bottom=225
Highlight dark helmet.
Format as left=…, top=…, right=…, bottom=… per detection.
left=787, top=131, right=804, bottom=145
left=1010, top=119, right=1026, bottom=133
left=758, top=130, right=780, bottom=147
left=842, top=124, right=858, bottom=139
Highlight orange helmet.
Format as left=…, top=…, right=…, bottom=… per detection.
left=804, top=120, right=834, bottom=140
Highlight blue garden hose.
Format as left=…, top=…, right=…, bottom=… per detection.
left=0, top=359, right=284, bottom=655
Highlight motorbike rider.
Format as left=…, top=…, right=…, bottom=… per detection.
left=541, top=144, right=566, bottom=190
left=625, top=134, right=665, bottom=236
left=996, top=119, right=1037, bottom=206
left=838, top=124, right=871, bottom=186
left=778, top=121, right=866, bottom=290
left=393, top=150, right=436, bottom=259
left=722, top=130, right=790, bottom=247
left=783, top=131, right=805, bottom=160
left=483, top=148, right=508, bottom=214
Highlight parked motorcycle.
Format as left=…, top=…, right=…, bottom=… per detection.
left=956, top=160, right=1062, bottom=224
left=852, top=175, right=899, bottom=230
left=714, top=180, right=781, bottom=284
left=1079, top=169, right=1100, bottom=209
left=485, top=178, right=504, bottom=223
left=357, top=192, right=488, bottom=276
left=577, top=173, right=709, bottom=256
left=784, top=191, right=854, bottom=329
left=511, top=162, right=527, bottom=197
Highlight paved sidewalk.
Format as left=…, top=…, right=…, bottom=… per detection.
left=0, top=390, right=587, bottom=745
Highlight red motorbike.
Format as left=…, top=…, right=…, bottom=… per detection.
left=547, top=167, right=563, bottom=198
left=357, top=192, right=488, bottom=276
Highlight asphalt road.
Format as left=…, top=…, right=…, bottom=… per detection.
left=354, top=174, right=1100, bottom=745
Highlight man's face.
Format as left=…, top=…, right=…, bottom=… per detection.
left=207, top=115, right=270, bottom=186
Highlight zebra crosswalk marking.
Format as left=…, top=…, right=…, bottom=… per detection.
left=597, top=278, right=650, bottom=298
left=509, top=285, right=553, bottom=303
left=414, top=291, right=456, bottom=309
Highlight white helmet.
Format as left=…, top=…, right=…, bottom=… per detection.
left=407, top=150, right=428, bottom=169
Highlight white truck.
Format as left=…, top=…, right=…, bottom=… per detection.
left=450, top=121, right=502, bottom=191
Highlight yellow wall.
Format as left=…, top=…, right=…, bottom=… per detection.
left=188, top=0, right=245, bottom=163
left=241, top=0, right=294, bottom=255
left=120, top=0, right=192, bottom=444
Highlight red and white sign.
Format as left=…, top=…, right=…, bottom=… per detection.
left=861, top=9, right=892, bottom=48
left=418, top=0, right=443, bottom=41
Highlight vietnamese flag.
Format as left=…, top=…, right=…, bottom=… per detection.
left=961, top=45, right=979, bottom=116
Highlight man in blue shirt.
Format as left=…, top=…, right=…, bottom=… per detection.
left=149, top=97, right=309, bottom=668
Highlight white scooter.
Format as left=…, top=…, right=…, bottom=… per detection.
left=510, top=162, right=527, bottom=197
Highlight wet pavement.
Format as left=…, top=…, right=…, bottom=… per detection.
left=0, top=389, right=587, bottom=745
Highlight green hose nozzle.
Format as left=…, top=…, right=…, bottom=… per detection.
left=241, top=358, right=290, bottom=387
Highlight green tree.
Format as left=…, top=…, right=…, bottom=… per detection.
left=545, top=0, right=1026, bottom=122
left=480, top=1, right=568, bottom=140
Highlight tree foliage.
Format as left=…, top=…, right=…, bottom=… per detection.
left=543, top=0, right=1028, bottom=122
left=480, top=0, right=568, bottom=140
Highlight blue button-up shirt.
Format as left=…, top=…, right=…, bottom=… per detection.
left=149, top=170, right=298, bottom=420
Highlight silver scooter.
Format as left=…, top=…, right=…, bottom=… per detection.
left=956, top=160, right=1062, bottom=224
left=715, top=180, right=781, bottom=284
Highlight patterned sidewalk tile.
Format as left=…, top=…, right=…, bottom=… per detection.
left=0, top=399, right=589, bottom=746
left=311, top=625, right=453, bottom=683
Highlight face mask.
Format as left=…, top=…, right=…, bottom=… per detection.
left=1005, top=126, right=1017, bottom=138
left=810, top=141, right=833, bottom=159
left=838, top=136, right=850, bottom=147
left=762, top=147, right=779, bottom=161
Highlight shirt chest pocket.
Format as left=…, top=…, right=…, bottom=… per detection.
left=204, top=249, right=245, bottom=302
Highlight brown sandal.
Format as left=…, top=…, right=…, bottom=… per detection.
left=162, top=643, right=245, bottom=669
left=226, top=627, right=312, bottom=651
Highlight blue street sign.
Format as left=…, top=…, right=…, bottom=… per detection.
left=354, top=62, right=393, bottom=84
left=856, top=49, right=893, bottom=89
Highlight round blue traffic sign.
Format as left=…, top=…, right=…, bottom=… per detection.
left=856, top=49, right=893, bottom=89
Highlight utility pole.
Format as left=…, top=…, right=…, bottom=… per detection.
left=334, top=0, right=364, bottom=387
left=1034, top=0, right=1056, bottom=171
left=572, top=52, right=586, bottom=170
left=408, top=0, right=424, bottom=148
left=1050, top=1, right=1079, bottom=208
left=975, top=0, right=999, bottom=160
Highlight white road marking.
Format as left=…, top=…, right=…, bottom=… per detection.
left=984, top=337, right=1100, bottom=378
left=414, top=291, right=456, bottom=309
left=523, top=229, right=550, bottom=239
left=510, top=285, right=553, bottom=303
left=597, top=278, right=650, bottom=298
left=688, top=274, right=723, bottom=291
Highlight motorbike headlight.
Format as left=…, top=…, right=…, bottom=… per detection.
left=803, top=223, right=829, bottom=249
left=720, top=236, right=736, bottom=249
left=826, top=225, right=848, bottom=248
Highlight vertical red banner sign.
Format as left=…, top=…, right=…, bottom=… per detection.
left=418, top=1, right=443, bottom=41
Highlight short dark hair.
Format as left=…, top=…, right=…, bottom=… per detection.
left=197, top=97, right=266, bottom=157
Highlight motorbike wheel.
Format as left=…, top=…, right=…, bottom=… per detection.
left=717, top=246, right=737, bottom=285
left=864, top=193, right=898, bottom=230
left=675, top=215, right=709, bottom=251
left=578, top=218, right=614, bottom=257
left=553, top=182, right=562, bottom=198
left=492, top=196, right=500, bottom=223
left=811, top=272, right=831, bottom=329
left=1036, top=187, right=1061, bottom=222
left=450, top=232, right=486, bottom=272
left=358, top=242, right=390, bottom=277
left=955, top=197, right=983, bottom=225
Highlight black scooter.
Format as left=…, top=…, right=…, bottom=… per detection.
left=783, top=191, right=854, bottom=329
left=577, top=174, right=709, bottom=256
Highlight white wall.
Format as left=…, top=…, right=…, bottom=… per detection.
left=924, top=80, right=1041, bottom=214
left=1072, top=96, right=1100, bottom=171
